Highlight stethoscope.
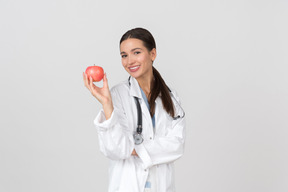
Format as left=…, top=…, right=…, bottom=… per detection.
left=128, top=76, right=185, bottom=145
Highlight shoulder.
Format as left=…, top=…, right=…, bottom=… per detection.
left=109, top=78, right=132, bottom=109
left=167, top=87, right=181, bottom=103
left=110, top=78, right=130, bottom=97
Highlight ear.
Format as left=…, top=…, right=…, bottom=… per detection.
left=150, top=48, right=157, bottom=62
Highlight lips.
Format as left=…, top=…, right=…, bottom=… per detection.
left=128, top=65, right=140, bottom=72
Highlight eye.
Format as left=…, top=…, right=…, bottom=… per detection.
left=134, top=51, right=141, bottom=55
left=121, top=54, right=127, bottom=58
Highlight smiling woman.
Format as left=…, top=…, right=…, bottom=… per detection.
left=83, top=27, right=186, bottom=192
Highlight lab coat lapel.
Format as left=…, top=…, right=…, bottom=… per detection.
left=129, top=77, right=154, bottom=129
left=129, top=77, right=141, bottom=98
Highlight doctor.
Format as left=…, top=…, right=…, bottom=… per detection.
left=83, top=28, right=185, bottom=192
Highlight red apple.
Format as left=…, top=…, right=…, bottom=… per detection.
left=85, top=65, right=104, bottom=82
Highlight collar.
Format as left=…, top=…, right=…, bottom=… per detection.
left=128, top=76, right=142, bottom=99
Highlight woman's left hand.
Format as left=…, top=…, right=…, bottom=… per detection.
left=131, top=149, right=138, bottom=157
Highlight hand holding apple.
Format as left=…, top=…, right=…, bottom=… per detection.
left=85, top=65, right=104, bottom=82
left=83, top=66, right=113, bottom=120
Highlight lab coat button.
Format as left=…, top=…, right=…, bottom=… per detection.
left=144, top=169, right=147, bottom=172
left=150, top=137, right=152, bottom=140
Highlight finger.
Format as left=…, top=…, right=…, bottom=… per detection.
left=83, top=72, right=90, bottom=89
left=103, top=73, right=109, bottom=89
left=90, top=76, right=99, bottom=92
left=89, top=76, right=93, bottom=89
left=83, top=72, right=88, bottom=87
left=83, top=72, right=87, bottom=84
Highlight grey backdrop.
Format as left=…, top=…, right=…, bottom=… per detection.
left=1, top=0, right=287, bottom=191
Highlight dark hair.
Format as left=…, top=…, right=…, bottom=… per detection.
left=120, top=27, right=175, bottom=117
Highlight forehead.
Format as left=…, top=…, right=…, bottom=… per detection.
left=120, top=38, right=145, bottom=52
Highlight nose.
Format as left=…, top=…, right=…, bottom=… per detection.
left=127, top=55, right=136, bottom=66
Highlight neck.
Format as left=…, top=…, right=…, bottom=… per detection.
left=136, top=71, right=153, bottom=98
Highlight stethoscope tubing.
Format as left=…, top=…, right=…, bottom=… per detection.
left=129, top=76, right=185, bottom=135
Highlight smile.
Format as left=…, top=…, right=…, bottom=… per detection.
left=128, top=65, right=140, bottom=72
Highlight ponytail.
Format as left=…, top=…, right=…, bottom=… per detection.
left=149, top=67, right=175, bottom=118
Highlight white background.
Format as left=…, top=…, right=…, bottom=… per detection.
left=0, top=0, right=287, bottom=191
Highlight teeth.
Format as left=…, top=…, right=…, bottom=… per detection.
left=130, top=66, right=139, bottom=70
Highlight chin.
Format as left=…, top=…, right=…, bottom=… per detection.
left=127, top=71, right=141, bottom=79
left=130, top=74, right=140, bottom=79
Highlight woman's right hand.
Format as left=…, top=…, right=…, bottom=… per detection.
left=83, top=72, right=114, bottom=119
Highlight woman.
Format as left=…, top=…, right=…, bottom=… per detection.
left=83, top=28, right=185, bottom=192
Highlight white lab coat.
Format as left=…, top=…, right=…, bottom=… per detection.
left=94, top=76, right=185, bottom=192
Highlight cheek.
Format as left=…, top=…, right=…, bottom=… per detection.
left=139, top=54, right=150, bottom=64
left=122, top=61, right=130, bottom=72
left=144, top=56, right=153, bottom=66
left=121, top=59, right=127, bottom=67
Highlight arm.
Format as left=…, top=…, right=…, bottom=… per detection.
left=83, top=72, right=134, bottom=160
left=94, top=88, right=135, bottom=160
left=135, top=118, right=185, bottom=169
left=135, top=92, right=186, bottom=169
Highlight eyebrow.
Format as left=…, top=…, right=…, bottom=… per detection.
left=120, top=48, right=142, bottom=55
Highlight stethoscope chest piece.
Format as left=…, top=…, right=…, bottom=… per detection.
left=133, top=132, right=143, bottom=145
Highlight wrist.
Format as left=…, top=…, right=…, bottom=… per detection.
left=102, top=102, right=113, bottom=120
left=102, top=99, right=112, bottom=106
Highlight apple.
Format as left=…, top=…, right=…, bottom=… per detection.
left=85, top=65, right=104, bottom=82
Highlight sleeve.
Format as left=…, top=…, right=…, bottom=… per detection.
left=134, top=90, right=186, bottom=169
left=93, top=88, right=135, bottom=160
